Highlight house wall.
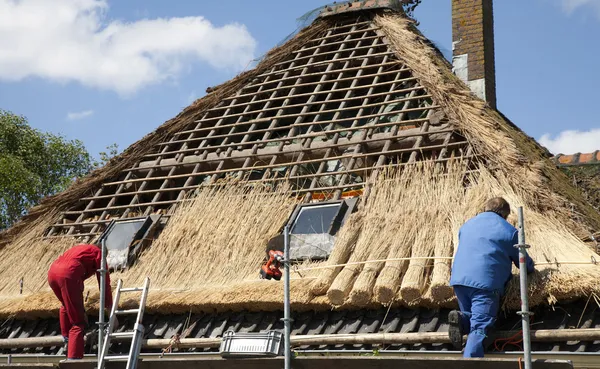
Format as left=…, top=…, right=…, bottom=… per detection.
left=452, top=0, right=496, bottom=108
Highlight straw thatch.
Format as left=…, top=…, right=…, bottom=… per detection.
left=560, top=164, right=600, bottom=212
left=375, top=14, right=600, bottom=235
left=0, top=181, right=302, bottom=317
left=1, top=9, right=600, bottom=319
left=118, top=182, right=298, bottom=288
left=310, top=212, right=363, bottom=296
left=0, top=212, right=74, bottom=300
left=2, top=162, right=600, bottom=318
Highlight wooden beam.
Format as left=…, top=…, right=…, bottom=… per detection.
left=334, top=65, right=404, bottom=199
left=234, top=59, right=401, bottom=100
left=270, top=41, right=386, bottom=69
left=259, top=26, right=377, bottom=181
left=284, top=24, right=379, bottom=51
left=210, top=69, right=413, bottom=113
left=145, top=116, right=432, bottom=159
left=73, top=140, right=466, bottom=204
left=288, top=34, right=380, bottom=56
left=57, top=155, right=474, bottom=219
left=131, top=127, right=453, bottom=173
left=215, top=28, right=336, bottom=181
left=291, top=20, right=374, bottom=46
left=288, top=29, right=378, bottom=185
left=4, top=328, right=600, bottom=350
left=163, top=94, right=431, bottom=144
left=179, top=85, right=425, bottom=140
left=237, top=68, right=407, bottom=101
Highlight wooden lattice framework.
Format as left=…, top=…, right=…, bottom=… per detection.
left=47, top=14, right=473, bottom=240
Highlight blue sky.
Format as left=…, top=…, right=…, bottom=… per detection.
left=0, top=0, right=599, bottom=158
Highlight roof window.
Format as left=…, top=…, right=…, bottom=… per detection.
left=285, top=198, right=357, bottom=261
left=97, top=216, right=159, bottom=270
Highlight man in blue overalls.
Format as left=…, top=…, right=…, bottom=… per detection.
left=449, top=197, right=535, bottom=358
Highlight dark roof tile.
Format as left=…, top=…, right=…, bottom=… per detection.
left=2, top=303, right=600, bottom=356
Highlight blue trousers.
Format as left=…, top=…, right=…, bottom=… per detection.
left=453, top=285, right=500, bottom=358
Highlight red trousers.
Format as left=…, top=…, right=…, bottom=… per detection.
left=48, top=261, right=87, bottom=359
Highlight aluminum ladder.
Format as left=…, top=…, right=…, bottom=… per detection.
left=98, top=277, right=150, bottom=369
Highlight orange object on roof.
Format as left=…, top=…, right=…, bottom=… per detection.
left=310, top=189, right=363, bottom=201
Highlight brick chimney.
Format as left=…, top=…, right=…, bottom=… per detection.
left=452, top=0, right=496, bottom=109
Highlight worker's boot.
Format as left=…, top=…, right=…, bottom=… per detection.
left=448, top=310, right=464, bottom=349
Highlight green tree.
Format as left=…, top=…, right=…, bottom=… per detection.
left=402, top=0, right=422, bottom=18
left=93, top=143, right=119, bottom=169
left=0, top=110, right=92, bottom=229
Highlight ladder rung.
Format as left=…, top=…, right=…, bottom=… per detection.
left=120, top=287, right=144, bottom=292
left=105, top=355, right=130, bottom=361
left=109, top=331, right=135, bottom=338
left=116, top=309, right=140, bottom=315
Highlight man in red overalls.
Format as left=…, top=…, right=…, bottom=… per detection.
left=48, top=244, right=114, bottom=359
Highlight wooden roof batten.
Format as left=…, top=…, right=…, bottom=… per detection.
left=46, top=12, right=472, bottom=239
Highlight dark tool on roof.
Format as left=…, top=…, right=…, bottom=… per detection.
left=260, top=250, right=284, bottom=280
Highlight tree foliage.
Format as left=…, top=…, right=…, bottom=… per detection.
left=0, top=110, right=93, bottom=229
left=401, top=0, right=422, bottom=23
left=93, top=143, right=119, bottom=169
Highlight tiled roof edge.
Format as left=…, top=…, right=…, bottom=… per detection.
left=553, top=151, right=600, bottom=166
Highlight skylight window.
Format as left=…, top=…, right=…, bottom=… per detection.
left=286, top=199, right=357, bottom=261
left=97, top=217, right=157, bottom=270
left=290, top=203, right=342, bottom=235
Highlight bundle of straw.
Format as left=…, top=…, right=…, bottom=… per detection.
left=348, top=235, right=394, bottom=306
left=327, top=165, right=416, bottom=306
left=373, top=222, right=417, bottom=304
left=326, top=219, right=385, bottom=305
left=347, top=169, right=408, bottom=306
left=427, top=225, right=454, bottom=301
left=427, top=163, right=465, bottom=301
left=349, top=165, right=418, bottom=306
left=399, top=228, right=436, bottom=304
left=398, top=165, right=446, bottom=303
left=310, top=212, right=364, bottom=296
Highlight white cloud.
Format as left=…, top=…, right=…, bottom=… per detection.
left=0, top=0, right=256, bottom=95
left=559, top=0, right=600, bottom=16
left=539, top=129, right=600, bottom=154
left=67, top=109, right=94, bottom=121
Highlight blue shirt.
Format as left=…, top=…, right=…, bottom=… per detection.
left=450, top=212, right=535, bottom=291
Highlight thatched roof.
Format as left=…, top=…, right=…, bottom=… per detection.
left=1, top=7, right=600, bottom=319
